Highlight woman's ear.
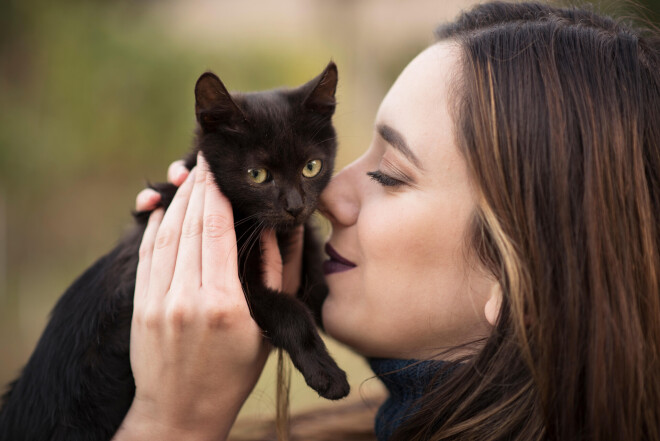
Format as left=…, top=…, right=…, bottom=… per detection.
left=484, top=281, right=502, bottom=326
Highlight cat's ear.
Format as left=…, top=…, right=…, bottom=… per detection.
left=195, top=72, right=246, bottom=132
left=301, top=61, right=338, bottom=117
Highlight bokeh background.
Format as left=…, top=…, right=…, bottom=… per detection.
left=1, top=0, right=658, bottom=425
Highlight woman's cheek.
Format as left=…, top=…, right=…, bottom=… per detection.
left=359, top=195, right=438, bottom=274
left=356, top=200, right=427, bottom=309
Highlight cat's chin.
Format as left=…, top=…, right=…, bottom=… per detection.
left=257, top=213, right=312, bottom=231
left=269, top=219, right=305, bottom=232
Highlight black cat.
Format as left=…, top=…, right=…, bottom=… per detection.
left=0, top=61, right=349, bottom=441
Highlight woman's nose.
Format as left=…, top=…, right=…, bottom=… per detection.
left=319, top=161, right=361, bottom=227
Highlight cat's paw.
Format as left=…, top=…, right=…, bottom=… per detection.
left=304, top=363, right=350, bottom=400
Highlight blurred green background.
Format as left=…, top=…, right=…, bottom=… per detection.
left=1, top=0, right=658, bottom=424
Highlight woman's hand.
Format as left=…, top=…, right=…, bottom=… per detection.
left=114, top=153, right=284, bottom=441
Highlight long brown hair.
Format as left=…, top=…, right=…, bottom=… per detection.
left=393, top=2, right=660, bottom=440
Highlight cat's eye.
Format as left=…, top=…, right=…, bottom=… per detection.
left=247, top=168, right=270, bottom=184
left=302, top=160, right=322, bottom=178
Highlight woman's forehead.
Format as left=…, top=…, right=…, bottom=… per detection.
left=375, top=41, right=461, bottom=166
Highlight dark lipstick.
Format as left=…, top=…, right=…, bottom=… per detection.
left=323, top=243, right=357, bottom=275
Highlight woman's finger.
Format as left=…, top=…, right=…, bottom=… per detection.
left=261, top=229, right=283, bottom=291
left=135, top=188, right=162, bottom=212
left=171, top=154, right=207, bottom=289
left=199, top=154, right=239, bottom=294
left=168, top=160, right=189, bottom=186
left=135, top=208, right=164, bottom=309
left=282, top=225, right=304, bottom=295
left=148, top=169, right=196, bottom=300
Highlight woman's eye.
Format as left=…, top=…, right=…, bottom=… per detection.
left=367, top=170, right=404, bottom=187
left=302, top=159, right=323, bottom=178
left=247, top=168, right=270, bottom=184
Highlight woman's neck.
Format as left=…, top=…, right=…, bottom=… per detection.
left=368, top=357, right=452, bottom=441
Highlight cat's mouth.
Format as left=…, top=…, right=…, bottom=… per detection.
left=261, top=211, right=310, bottom=230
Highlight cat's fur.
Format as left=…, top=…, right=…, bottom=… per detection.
left=0, top=62, right=349, bottom=441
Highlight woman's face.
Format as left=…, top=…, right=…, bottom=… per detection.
left=320, top=42, right=494, bottom=359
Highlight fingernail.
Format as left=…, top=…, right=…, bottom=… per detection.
left=175, top=168, right=189, bottom=184
left=147, top=189, right=160, bottom=202
left=136, top=189, right=159, bottom=210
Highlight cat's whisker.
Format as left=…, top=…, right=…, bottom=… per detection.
left=247, top=220, right=266, bottom=259
left=235, top=218, right=262, bottom=246
left=307, top=122, right=333, bottom=143
left=237, top=220, right=264, bottom=263
left=237, top=230, right=254, bottom=261
left=238, top=220, right=266, bottom=282
left=233, top=213, right=261, bottom=228
left=242, top=220, right=263, bottom=249
left=311, top=136, right=338, bottom=147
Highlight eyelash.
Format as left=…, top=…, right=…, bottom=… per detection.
left=367, top=170, right=404, bottom=187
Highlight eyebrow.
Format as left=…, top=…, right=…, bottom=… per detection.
left=377, top=124, right=422, bottom=169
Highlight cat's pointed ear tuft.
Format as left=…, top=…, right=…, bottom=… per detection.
left=195, top=72, right=246, bottom=132
left=302, top=61, right=338, bottom=117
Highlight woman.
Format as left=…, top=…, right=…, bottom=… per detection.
left=114, top=2, right=660, bottom=440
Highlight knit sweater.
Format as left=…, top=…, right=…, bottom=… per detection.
left=368, top=358, right=451, bottom=441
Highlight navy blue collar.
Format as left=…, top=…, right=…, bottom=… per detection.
left=368, top=357, right=450, bottom=441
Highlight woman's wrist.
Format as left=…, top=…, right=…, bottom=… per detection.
left=112, top=395, right=242, bottom=441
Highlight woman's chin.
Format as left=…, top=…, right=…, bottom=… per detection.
left=321, top=301, right=371, bottom=356
left=321, top=299, right=353, bottom=345
left=320, top=299, right=339, bottom=337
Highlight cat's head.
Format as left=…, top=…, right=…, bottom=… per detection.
left=193, top=62, right=338, bottom=230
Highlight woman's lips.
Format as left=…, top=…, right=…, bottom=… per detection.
left=323, top=243, right=357, bottom=275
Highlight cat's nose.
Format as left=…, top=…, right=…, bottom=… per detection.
left=285, top=205, right=304, bottom=217
left=284, top=190, right=304, bottom=218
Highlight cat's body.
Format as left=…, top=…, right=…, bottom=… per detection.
left=0, top=62, right=349, bottom=441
